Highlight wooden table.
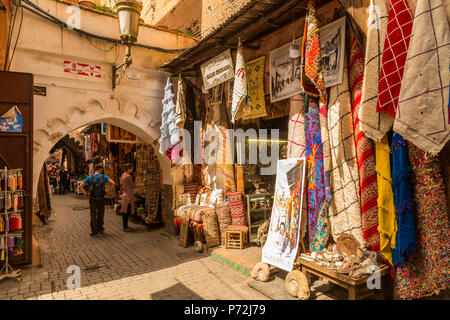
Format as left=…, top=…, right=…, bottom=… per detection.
left=298, top=258, right=392, bottom=300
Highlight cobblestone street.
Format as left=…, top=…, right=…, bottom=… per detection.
left=0, top=194, right=268, bottom=300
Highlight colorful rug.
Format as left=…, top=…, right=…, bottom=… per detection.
left=376, top=0, right=413, bottom=117
left=393, top=0, right=450, bottom=155
left=349, top=35, right=381, bottom=252
left=395, top=143, right=450, bottom=299
left=327, top=53, right=364, bottom=246
left=210, top=246, right=263, bottom=277
left=359, top=0, right=394, bottom=141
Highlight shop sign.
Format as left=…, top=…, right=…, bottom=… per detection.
left=200, top=49, right=235, bottom=90
left=33, top=86, right=46, bottom=96
left=64, top=60, right=101, bottom=78
left=262, top=158, right=306, bottom=271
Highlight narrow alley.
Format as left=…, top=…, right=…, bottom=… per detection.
left=0, top=194, right=267, bottom=300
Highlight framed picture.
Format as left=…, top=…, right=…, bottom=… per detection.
left=320, top=16, right=346, bottom=87
left=269, top=38, right=303, bottom=103
left=208, top=83, right=224, bottom=105
left=179, top=214, right=190, bottom=247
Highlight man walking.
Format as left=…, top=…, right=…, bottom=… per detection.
left=120, top=164, right=135, bottom=232
left=78, top=165, right=115, bottom=236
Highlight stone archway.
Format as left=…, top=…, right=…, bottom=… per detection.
left=32, top=94, right=172, bottom=198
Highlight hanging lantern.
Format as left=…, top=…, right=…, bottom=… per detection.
left=289, top=39, right=300, bottom=59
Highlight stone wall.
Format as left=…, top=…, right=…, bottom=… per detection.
left=201, top=0, right=251, bottom=37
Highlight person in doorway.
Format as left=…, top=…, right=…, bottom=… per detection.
left=120, top=164, right=135, bottom=232
left=59, top=168, right=68, bottom=195
left=78, top=165, right=115, bottom=236
left=48, top=167, right=58, bottom=194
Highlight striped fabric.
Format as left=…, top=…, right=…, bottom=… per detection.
left=226, top=191, right=246, bottom=226
left=184, top=182, right=199, bottom=205
left=376, top=0, right=414, bottom=117
left=349, top=35, right=381, bottom=252
left=216, top=126, right=237, bottom=193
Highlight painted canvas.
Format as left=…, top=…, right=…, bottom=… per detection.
left=262, top=158, right=306, bottom=271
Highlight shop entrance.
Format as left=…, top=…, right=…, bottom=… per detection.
left=35, top=122, right=164, bottom=230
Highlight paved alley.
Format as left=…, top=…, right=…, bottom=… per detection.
left=0, top=194, right=268, bottom=300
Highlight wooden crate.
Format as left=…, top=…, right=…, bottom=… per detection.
left=225, top=230, right=244, bottom=249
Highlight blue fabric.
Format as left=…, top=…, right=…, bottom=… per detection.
left=390, top=131, right=417, bottom=268
left=83, top=174, right=110, bottom=185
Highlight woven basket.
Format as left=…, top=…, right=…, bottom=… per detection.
left=203, top=209, right=220, bottom=248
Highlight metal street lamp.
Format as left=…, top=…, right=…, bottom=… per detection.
left=112, top=0, right=143, bottom=88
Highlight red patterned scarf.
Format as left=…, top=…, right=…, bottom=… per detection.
left=376, top=0, right=413, bottom=117
left=349, top=36, right=380, bottom=252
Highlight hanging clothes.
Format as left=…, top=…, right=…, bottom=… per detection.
left=376, top=0, right=414, bottom=117
left=359, top=0, right=394, bottom=141
left=390, top=132, right=417, bottom=268
left=395, top=143, right=450, bottom=299
left=327, top=52, right=364, bottom=246
left=349, top=35, right=381, bottom=252
left=393, top=0, right=450, bottom=155
left=375, top=135, right=397, bottom=266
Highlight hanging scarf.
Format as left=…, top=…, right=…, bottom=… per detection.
left=393, top=0, right=450, bottom=155
left=390, top=131, right=417, bottom=268
left=305, top=96, right=328, bottom=251
left=349, top=35, right=381, bottom=252
left=244, top=56, right=267, bottom=119
left=327, top=52, right=364, bottom=246
left=395, top=143, right=450, bottom=299
left=359, top=0, right=394, bottom=141
left=231, top=42, right=250, bottom=123
left=375, top=135, right=397, bottom=266
left=376, top=0, right=413, bottom=117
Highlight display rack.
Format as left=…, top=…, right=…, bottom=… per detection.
left=0, top=167, right=23, bottom=282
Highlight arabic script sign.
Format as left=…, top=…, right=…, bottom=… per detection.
left=64, top=60, right=101, bottom=78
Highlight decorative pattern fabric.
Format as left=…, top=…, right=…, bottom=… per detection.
left=244, top=56, right=267, bottom=119
left=226, top=191, right=246, bottom=226
left=216, top=202, right=232, bottom=245
left=175, top=74, right=186, bottom=128
left=301, top=0, right=328, bottom=103
left=390, top=132, right=417, bottom=268
left=216, top=124, right=237, bottom=193
left=375, top=135, right=397, bottom=266
left=304, top=97, right=327, bottom=249
left=395, top=143, right=450, bottom=299
left=393, top=0, right=450, bottom=155
left=159, top=78, right=182, bottom=155
left=184, top=182, right=199, bottom=204
left=349, top=35, right=381, bottom=252
left=376, top=0, right=413, bottom=117
left=327, top=53, right=364, bottom=246
left=359, top=0, right=394, bottom=141
left=287, top=94, right=308, bottom=237
left=203, top=209, right=221, bottom=248
left=231, top=42, right=250, bottom=123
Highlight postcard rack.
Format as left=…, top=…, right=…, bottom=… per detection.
left=0, top=167, right=24, bottom=282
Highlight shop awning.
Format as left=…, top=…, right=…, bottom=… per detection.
left=160, top=0, right=333, bottom=75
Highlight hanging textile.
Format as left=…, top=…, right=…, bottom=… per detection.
left=390, top=132, right=417, bottom=268
left=327, top=53, right=364, bottom=246
left=301, top=0, right=331, bottom=205
left=393, top=0, right=450, bottom=155
left=359, top=0, right=394, bottom=141
left=301, top=0, right=327, bottom=102
left=349, top=35, right=381, bottom=252
left=244, top=56, right=267, bottom=120
left=376, top=0, right=413, bottom=117
left=159, top=78, right=182, bottom=157
left=231, top=42, right=250, bottom=123
left=175, top=74, right=187, bottom=129
left=395, top=143, right=450, bottom=299
left=287, top=94, right=308, bottom=238
left=375, top=135, right=397, bottom=266
left=305, top=96, right=328, bottom=251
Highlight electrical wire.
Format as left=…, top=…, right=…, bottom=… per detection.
left=3, top=4, right=18, bottom=71
left=20, top=0, right=186, bottom=54
left=8, top=6, right=24, bottom=70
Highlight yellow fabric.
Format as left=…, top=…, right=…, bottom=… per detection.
left=375, top=136, right=397, bottom=266
left=244, top=56, right=267, bottom=119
